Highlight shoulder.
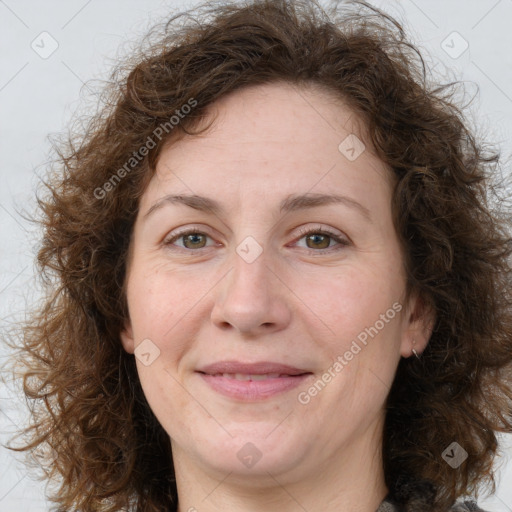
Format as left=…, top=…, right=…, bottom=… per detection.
left=377, top=499, right=489, bottom=512
left=450, top=501, right=488, bottom=512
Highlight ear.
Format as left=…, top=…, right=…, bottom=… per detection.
left=120, top=320, right=135, bottom=354
left=400, top=292, right=436, bottom=358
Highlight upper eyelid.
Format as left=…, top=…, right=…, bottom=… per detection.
left=163, top=225, right=214, bottom=242
left=164, top=224, right=343, bottom=240
left=295, top=224, right=347, bottom=239
left=164, top=224, right=349, bottom=248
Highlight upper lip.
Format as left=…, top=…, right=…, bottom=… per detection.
left=197, top=361, right=310, bottom=376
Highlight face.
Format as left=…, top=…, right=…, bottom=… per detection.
left=121, top=81, right=431, bottom=485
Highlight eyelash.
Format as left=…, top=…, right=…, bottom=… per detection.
left=294, top=226, right=350, bottom=253
left=163, top=225, right=350, bottom=254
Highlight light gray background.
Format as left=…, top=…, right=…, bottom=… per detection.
left=1, top=0, right=511, bottom=510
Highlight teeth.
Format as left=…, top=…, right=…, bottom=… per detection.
left=220, top=373, right=282, bottom=380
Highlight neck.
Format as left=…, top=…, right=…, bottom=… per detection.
left=173, top=417, right=388, bottom=512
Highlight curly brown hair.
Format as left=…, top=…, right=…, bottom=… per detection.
left=6, top=0, right=512, bottom=510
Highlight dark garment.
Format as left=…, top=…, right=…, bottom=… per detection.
left=377, top=498, right=488, bottom=512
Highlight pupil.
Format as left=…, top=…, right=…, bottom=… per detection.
left=186, top=234, right=204, bottom=247
left=308, top=234, right=329, bottom=249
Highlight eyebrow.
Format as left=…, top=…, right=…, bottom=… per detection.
left=143, top=192, right=372, bottom=222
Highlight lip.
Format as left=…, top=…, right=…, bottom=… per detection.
left=197, top=360, right=309, bottom=376
left=196, top=360, right=313, bottom=401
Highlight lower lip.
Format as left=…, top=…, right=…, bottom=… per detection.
left=198, top=373, right=312, bottom=401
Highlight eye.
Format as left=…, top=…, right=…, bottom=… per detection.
left=293, top=225, right=350, bottom=253
left=163, top=225, right=350, bottom=253
left=163, top=228, right=217, bottom=250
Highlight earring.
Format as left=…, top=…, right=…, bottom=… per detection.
left=412, top=339, right=420, bottom=359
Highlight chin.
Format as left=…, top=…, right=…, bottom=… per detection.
left=183, top=425, right=306, bottom=478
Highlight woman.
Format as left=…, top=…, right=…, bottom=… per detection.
left=10, top=0, right=512, bottom=511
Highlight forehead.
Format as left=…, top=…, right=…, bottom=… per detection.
left=143, top=82, right=391, bottom=211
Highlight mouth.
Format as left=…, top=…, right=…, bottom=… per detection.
left=196, top=361, right=313, bottom=401
left=204, top=372, right=299, bottom=381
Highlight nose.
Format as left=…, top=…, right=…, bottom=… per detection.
left=210, top=246, right=292, bottom=336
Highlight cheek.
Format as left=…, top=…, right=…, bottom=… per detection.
left=304, top=264, right=403, bottom=345
left=309, top=273, right=403, bottom=413
left=125, top=261, right=227, bottom=378
left=126, top=262, right=205, bottom=338
left=135, top=360, right=193, bottom=440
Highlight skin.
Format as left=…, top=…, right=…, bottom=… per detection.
left=121, top=81, right=434, bottom=512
